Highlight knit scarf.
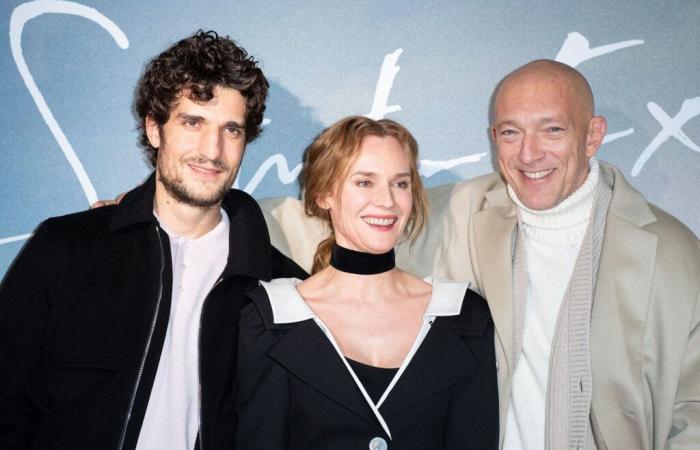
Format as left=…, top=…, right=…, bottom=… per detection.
left=511, top=173, right=613, bottom=450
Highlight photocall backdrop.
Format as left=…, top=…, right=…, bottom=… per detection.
left=1, top=0, right=699, bottom=277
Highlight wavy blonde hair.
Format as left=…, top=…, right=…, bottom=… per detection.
left=300, top=116, right=427, bottom=274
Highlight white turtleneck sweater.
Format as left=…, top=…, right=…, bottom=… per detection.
left=503, top=159, right=599, bottom=450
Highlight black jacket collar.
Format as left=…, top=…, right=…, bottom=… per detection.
left=109, top=172, right=273, bottom=281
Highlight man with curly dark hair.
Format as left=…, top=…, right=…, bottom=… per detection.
left=0, top=30, right=305, bottom=450
left=135, top=29, right=268, bottom=167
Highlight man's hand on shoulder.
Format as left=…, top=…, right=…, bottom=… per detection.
left=90, top=192, right=125, bottom=209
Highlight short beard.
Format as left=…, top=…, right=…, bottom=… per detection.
left=157, top=151, right=230, bottom=208
left=158, top=171, right=228, bottom=208
left=154, top=130, right=235, bottom=209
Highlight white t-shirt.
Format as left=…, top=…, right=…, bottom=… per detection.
left=136, top=211, right=229, bottom=450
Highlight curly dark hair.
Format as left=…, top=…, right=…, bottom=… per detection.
left=135, top=30, right=269, bottom=166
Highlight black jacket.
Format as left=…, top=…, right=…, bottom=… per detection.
left=0, top=174, right=306, bottom=450
left=235, top=283, right=499, bottom=449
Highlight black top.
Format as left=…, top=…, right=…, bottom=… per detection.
left=346, top=358, right=399, bottom=404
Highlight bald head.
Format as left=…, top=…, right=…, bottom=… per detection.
left=494, top=59, right=595, bottom=120
left=490, top=59, right=607, bottom=210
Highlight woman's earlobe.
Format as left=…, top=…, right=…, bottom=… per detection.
left=316, top=195, right=331, bottom=211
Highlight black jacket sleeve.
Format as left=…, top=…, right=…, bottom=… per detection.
left=235, top=300, right=290, bottom=449
left=0, top=222, right=53, bottom=448
left=443, top=290, right=499, bottom=450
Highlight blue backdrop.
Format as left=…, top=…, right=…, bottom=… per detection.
left=2, top=0, right=699, bottom=276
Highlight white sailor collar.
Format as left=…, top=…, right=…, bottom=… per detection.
left=260, top=276, right=471, bottom=325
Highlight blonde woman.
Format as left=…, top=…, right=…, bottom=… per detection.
left=235, top=116, right=498, bottom=449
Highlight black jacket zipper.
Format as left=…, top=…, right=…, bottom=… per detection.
left=117, top=226, right=166, bottom=450
left=197, top=276, right=225, bottom=450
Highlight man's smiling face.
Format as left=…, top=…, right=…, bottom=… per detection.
left=147, top=86, right=247, bottom=209
left=492, top=64, right=605, bottom=210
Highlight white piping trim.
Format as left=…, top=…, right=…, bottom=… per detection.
left=376, top=320, right=431, bottom=409
left=260, top=276, right=471, bottom=440
left=313, top=317, right=394, bottom=439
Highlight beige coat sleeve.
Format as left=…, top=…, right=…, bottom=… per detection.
left=666, top=240, right=700, bottom=448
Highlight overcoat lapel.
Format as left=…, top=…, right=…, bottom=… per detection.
left=266, top=320, right=380, bottom=428
left=589, top=166, right=658, bottom=449
left=473, top=187, right=517, bottom=375
left=380, top=318, right=480, bottom=417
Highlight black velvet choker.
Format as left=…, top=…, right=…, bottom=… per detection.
left=330, top=244, right=395, bottom=275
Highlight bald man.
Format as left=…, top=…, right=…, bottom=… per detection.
left=130, top=58, right=699, bottom=448
left=418, top=60, right=700, bottom=450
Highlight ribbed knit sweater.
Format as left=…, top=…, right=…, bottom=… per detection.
left=503, top=159, right=599, bottom=450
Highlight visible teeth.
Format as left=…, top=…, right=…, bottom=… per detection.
left=523, top=169, right=554, bottom=179
left=364, top=217, right=395, bottom=226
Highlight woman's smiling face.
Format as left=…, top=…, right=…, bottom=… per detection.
left=319, top=135, right=413, bottom=254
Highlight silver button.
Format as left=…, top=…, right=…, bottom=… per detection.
left=369, top=436, right=387, bottom=450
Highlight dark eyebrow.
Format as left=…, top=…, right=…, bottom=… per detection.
left=177, top=113, right=245, bottom=129
left=224, top=121, right=245, bottom=129
left=394, top=172, right=411, bottom=178
left=178, top=113, right=205, bottom=123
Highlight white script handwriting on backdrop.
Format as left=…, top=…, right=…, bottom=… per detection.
left=236, top=48, right=415, bottom=193
left=556, top=32, right=643, bottom=145
left=632, top=98, right=700, bottom=176
left=556, top=32, right=699, bottom=175
left=238, top=31, right=652, bottom=193
left=237, top=47, right=489, bottom=193
left=1, top=25, right=692, bottom=247
left=2, top=0, right=128, bottom=246
left=10, top=0, right=129, bottom=204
